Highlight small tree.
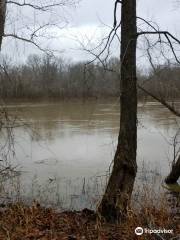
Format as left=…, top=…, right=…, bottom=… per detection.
left=97, top=0, right=180, bottom=223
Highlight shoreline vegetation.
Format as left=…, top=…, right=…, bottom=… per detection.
left=0, top=55, right=180, bottom=101
left=2, top=96, right=180, bottom=101
left=0, top=190, right=179, bottom=240
left=0, top=151, right=179, bottom=239
left=0, top=167, right=179, bottom=239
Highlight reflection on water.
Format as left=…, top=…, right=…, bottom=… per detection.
left=1, top=100, right=180, bottom=208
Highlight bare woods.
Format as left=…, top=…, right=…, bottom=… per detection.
left=0, top=54, right=180, bottom=100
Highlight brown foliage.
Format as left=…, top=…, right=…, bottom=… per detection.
left=0, top=200, right=179, bottom=240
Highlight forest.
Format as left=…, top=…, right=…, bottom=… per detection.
left=0, top=54, right=180, bottom=100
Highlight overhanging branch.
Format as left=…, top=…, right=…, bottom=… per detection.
left=3, top=33, right=53, bottom=55
left=137, top=30, right=180, bottom=64
left=137, top=31, right=180, bottom=45
left=6, top=0, right=74, bottom=11
left=138, top=84, right=180, bottom=117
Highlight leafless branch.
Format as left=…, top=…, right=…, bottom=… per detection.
left=3, top=33, right=54, bottom=55
left=138, top=84, right=180, bottom=117
left=6, top=0, right=75, bottom=11
left=137, top=30, right=180, bottom=44
left=79, top=0, right=121, bottom=67
left=114, top=0, right=122, bottom=28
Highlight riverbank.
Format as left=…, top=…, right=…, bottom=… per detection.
left=1, top=96, right=180, bottom=103
left=0, top=195, right=179, bottom=240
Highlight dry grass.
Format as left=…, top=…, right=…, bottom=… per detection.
left=0, top=191, right=179, bottom=240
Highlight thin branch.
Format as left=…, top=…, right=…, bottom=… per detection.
left=137, top=17, right=159, bottom=32
left=138, top=84, right=180, bottom=117
left=3, top=33, right=53, bottom=55
left=79, top=0, right=122, bottom=67
left=114, top=0, right=122, bottom=27
left=138, top=30, right=180, bottom=65
left=6, top=0, right=74, bottom=11
left=137, top=31, right=180, bottom=45
left=164, top=33, right=180, bottom=64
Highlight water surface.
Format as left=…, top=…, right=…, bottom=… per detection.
left=1, top=100, right=179, bottom=208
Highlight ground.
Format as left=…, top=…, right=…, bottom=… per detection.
left=0, top=200, right=179, bottom=240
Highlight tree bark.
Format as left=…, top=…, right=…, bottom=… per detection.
left=98, top=0, right=137, bottom=223
left=0, top=0, right=6, bottom=49
left=165, top=155, right=180, bottom=184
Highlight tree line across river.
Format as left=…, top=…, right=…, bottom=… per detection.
left=0, top=54, right=180, bottom=100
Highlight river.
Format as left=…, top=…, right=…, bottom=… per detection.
left=0, top=100, right=179, bottom=209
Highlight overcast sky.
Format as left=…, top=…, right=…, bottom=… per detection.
left=1, top=0, right=180, bottom=64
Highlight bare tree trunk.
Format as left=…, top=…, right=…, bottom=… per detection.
left=98, top=0, right=137, bottom=223
left=165, top=155, right=180, bottom=184
left=0, top=0, right=6, bottom=49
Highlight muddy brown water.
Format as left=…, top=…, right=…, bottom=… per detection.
left=1, top=100, right=179, bottom=209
